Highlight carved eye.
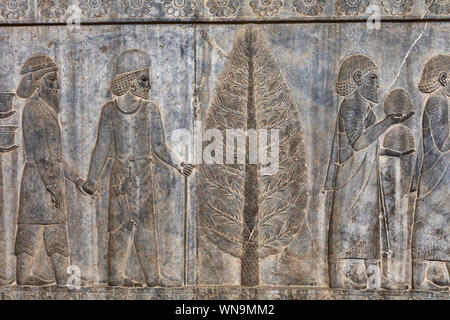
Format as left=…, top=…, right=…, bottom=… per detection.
left=139, top=76, right=149, bottom=82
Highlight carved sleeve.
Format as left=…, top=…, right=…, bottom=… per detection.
left=340, top=102, right=364, bottom=149
left=425, top=95, right=449, bottom=153
left=87, top=103, right=114, bottom=184
left=63, top=158, right=81, bottom=183
left=411, top=134, right=423, bottom=192
left=324, top=116, right=339, bottom=190
left=364, top=107, right=376, bottom=130
left=22, top=103, right=58, bottom=190
left=149, top=104, right=180, bottom=168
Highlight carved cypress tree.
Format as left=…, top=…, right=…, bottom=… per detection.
left=199, top=26, right=309, bottom=287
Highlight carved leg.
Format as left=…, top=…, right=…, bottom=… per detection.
left=44, top=224, right=70, bottom=286
left=329, top=259, right=368, bottom=289
left=108, top=225, right=135, bottom=287
left=50, top=253, right=69, bottom=286
left=16, top=253, right=52, bottom=286
left=134, top=226, right=164, bottom=287
left=413, top=260, right=450, bottom=291
left=15, top=224, right=53, bottom=286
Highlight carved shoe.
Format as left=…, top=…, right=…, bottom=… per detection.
left=18, top=275, right=54, bottom=286
left=121, top=276, right=145, bottom=288
left=0, top=277, right=14, bottom=286
left=157, top=276, right=182, bottom=288
left=381, top=277, right=409, bottom=290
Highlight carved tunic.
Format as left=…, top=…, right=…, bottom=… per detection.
left=326, top=95, right=380, bottom=260
left=18, top=96, right=74, bottom=224
left=412, top=92, right=449, bottom=261
left=87, top=100, right=178, bottom=232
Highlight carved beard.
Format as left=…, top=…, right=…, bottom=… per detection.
left=129, top=80, right=150, bottom=100
left=40, top=83, right=60, bottom=114
left=443, top=83, right=450, bottom=97
left=357, top=83, right=378, bottom=103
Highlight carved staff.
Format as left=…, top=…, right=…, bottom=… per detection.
left=0, top=153, right=3, bottom=242
left=184, top=174, right=188, bottom=286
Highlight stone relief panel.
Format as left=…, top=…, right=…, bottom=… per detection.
left=194, top=23, right=449, bottom=293
left=0, top=22, right=448, bottom=299
left=0, top=25, right=194, bottom=288
left=197, top=26, right=309, bottom=287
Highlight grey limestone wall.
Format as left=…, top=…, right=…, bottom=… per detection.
left=0, top=0, right=449, bottom=300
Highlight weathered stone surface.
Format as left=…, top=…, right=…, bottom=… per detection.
left=0, top=18, right=449, bottom=299
left=0, top=0, right=449, bottom=23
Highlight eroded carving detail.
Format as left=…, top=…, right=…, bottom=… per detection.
left=412, top=54, right=450, bottom=290
left=0, top=93, right=16, bottom=119
left=426, top=0, right=450, bottom=15
left=336, top=0, right=369, bottom=15
left=37, top=0, right=68, bottom=19
left=198, top=26, right=310, bottom=287
left=0, top=125, right=18, bottom=152
left=293, top=0, right=326, bottom=16
left=0, top=0, right=28, bottom=19
left=206, top=0, right=240, bottom=17
left=163, top=0, right=196, bottom=17
left=121, top=0, right=153, bottom=18
left=249, top=0, right=282, bottom=16
left=381, top=0, right=414, bottom=15
left=79, top=0, right=111, bottom=18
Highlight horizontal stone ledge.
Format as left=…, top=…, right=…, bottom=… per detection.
left=0, top=0, right=449, bottom=25
left=0, top=286, right=448, bottom=300
left=1, top=16, right=450, bottom=26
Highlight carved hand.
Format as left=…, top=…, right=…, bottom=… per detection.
left=178, top=162, right=195, bottom=177
left=388, top=111, right=415, bottom=125
left=75, top=178, right=87, bottom=194
left=82, top=179, right=97, bottom=196
left=46, top=185, right=62, bottom=209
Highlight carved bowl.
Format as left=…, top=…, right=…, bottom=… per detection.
left=0, top=125, right=18, bottom=150
left=0, top=92, right=16, bottom=118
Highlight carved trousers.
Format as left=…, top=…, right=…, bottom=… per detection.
left=108, top=222, right=159, bottom=286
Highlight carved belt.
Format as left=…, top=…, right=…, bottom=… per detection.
left=115, top=154, right=152, bottom=163
left=24, top=155, right=63, bottom=163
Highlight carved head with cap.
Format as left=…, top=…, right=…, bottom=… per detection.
left=335, top=54, right=379, bottom=103
left=110, top=49, right=151, bottom=101
left=418, top=54, right=450, bottom=97
left=17, top=54, right=60, bottom=113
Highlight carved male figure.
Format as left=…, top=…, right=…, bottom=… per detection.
left=82, top=49, right=194, bottom=287
left=412, top=54, right=450, bottom=290
left=14, top=54, right=84, bottom=285
left=324, top=54, right=413, bottom=289
left=379, top=88, right=416, bottom=289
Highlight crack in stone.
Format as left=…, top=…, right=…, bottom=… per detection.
left=384, top=22, right=428, bottom=95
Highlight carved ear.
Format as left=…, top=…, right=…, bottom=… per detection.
left=353, top=71, right=362, bottom=85
left=438, top=72, right=447, bottom=87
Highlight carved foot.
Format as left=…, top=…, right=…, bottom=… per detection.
left=122, top=277, right=145, bottom=288
left=381, top=277, right=409, bottom=290
left=157, top=276, right=182, bottom=288
left=108, top=276, right=145, bottom=288
left=0, top=277, right=14, bottom=286
left=17, top=275, right=54, bottom=286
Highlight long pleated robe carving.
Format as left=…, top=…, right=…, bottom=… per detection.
left=412, top=92, right=449, bottom=263
left=325, top=95, right=380, bottom=261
